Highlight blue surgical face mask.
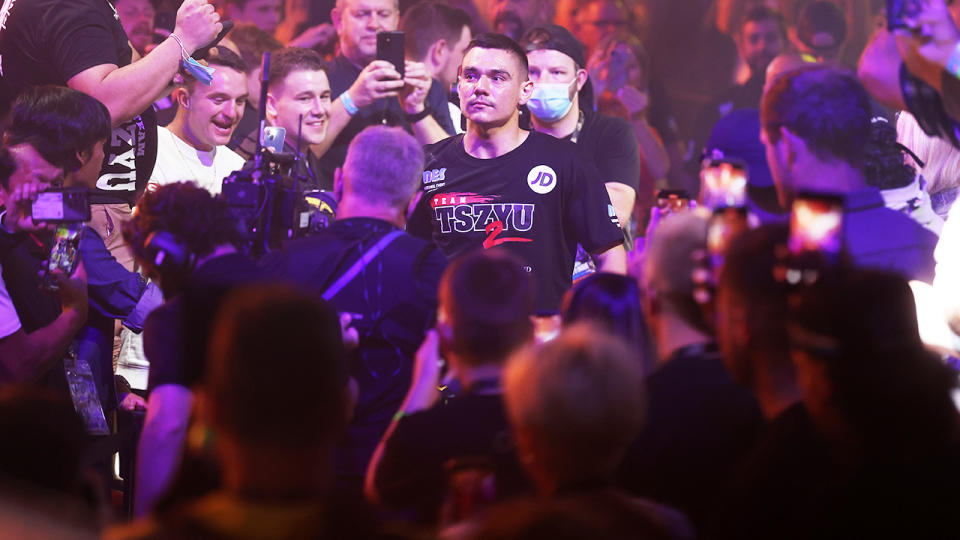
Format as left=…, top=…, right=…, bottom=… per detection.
left=527, top=78, right=577, bottom=122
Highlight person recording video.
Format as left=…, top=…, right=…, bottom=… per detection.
left=0, top=87, right=162, bottom=428
left=235, top=47, right=331, bottom=188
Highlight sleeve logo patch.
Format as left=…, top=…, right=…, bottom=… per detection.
left=527, top=165, right=558, bottom=195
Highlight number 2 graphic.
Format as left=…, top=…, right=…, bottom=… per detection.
left=483, top=220, right=532, bottom=249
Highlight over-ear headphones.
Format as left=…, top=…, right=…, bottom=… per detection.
left=141, top=230, right=194, bottom=277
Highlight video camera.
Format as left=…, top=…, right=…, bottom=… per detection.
left=220, top=52, right=336, bottom=258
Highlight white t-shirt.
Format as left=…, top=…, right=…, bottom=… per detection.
left=0, top=268, right=22, bottom=339
left=149, top=126, right=246, bottom=195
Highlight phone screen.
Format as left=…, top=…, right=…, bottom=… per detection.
left=788, top=195, right=844, bottom=257
left=886, top=0, right=921, bottom=31
left=376, top=31, right=405, bottom=78
left=656, top=189, right=690, bottom=216
left=701, top=159, right=748, bottom=210
left=31, top=188, right=92, bottom=223
left=42, top=223, right=82, bottom=291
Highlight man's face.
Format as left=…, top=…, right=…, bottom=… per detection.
left=527, top=49, right=580, bottom=89
left=575, top=1, right=630, bottom=54
left=6, top=144, right=63, bottom=196
left=487, top=0, right=543, bottom=40
left=267, top=69, right=332, bottom=146
left=739, top=19, right=784, bottom=75
left=333, top=0, right=399, bottom=65
left=181, top=66, right=249, bottom=150
left=458, top=47, right=533, bottom=128
left=230, top=0, right=282, bottom=33
left=438, top=25, right=472, bottom=90
left=115, top=0, right=156, bottom=55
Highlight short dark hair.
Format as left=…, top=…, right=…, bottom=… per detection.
left=229, top=23, right=284, bottom=73
left=268, top=47, right=326, bottom=88
left=401, top=2, right=471, bottom=61
left=738, top=5, right=787, bottom=38
left=864, top=118, right=916, bottom=190
left=179, top=46, right=248, bottom=89
left=122, top=182, right=243, bottom=260
left=5, top=86, right=111, bottom=173
left=442, top=250, right=533, bottom=365
left=207, top=284, right=348, bottom=447
left=462, top=32, right=529, bottom=80
left=761, top=67, right=871, bottom=167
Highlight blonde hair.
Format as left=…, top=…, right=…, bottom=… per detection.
left=504, top=324, right=645, bottom=485
left=896, top=111, right=960, bottom=196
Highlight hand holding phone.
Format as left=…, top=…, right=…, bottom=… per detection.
left=656, top=189, right=691, bottom=217
left=377, top=31, right=405, bottom=78
left=41, top=223, right=85, bottom=292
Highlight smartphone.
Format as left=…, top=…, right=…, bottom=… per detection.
left=31, top=187, right=92, bottom=223
left=707, top=207, right=749, bottom=258
left=701, top=158, right=748, bottom=210
left=41, top=223, right=83, bottom=291
left=887, top=0, right=922, bottom=31
left=656, top=189, right=691, bottom=216
left=788, top=194, right=844, bottom=257
left=607, top=45, right=630, bottom=92
left=262, top=126, right=286, bottom=153
left=377, top=31, right=405, bottom=78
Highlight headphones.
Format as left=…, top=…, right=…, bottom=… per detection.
left=139, top=229, right=195, bottom=278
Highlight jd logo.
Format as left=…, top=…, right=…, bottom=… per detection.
left=527, top=165, right=557, bottom=195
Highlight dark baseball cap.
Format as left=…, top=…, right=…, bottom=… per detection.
left=521, top=24, right=587, bottom=69
left=796, top=1, right=847, bottom=53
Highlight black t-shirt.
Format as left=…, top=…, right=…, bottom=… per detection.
left=407, top=131, right=624, bottom=313
left=0, top=0, right=157, bottom=206
left=144, top=253, right=263, bottom=392
left=372, top=391, right=531, bottom=523
left=569, top=111, right=642, bottom=193
left=319, top=55, right=456, bottom=183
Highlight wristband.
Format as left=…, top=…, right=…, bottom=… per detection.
left=340, top=90, right=359, bottom=116
left=947, top=41, right=960, bottom=81
left=405, top=107, right=432, bottom=123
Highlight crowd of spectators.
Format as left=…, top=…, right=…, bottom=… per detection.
left=1, top=0, right=960, bottom=538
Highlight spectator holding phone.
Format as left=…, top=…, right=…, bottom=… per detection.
left=314, top=0, right=454, bottom=185
left=0, top=145, right=89, bottom=384
left=1, top=86, right=162, bottom=426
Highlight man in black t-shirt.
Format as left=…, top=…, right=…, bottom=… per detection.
left=365, top=250, right=534, bottom=524
left=407, top=33, right=626, bottom=314
left=0, top=0, right=220, bottom=266
left=521, top=24, right=641, bottom=237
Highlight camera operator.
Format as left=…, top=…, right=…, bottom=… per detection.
left=262, top=125, right=447, bottom=493
left=0, top=145, right=89, bottom=384
left=235, top=47, right=330, bottom=187
left=0, top=86, right=162, bottom=428
left=0, top=0, right=222, bottom=269
left=122, top=182, right=263, bottom=517
left=149, top=47, right=249, bottom=195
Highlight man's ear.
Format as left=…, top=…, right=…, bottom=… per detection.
left=575, top=68, right=589, bottom=93
left=430, top=39, right=449, bottom=68
left=264, top=92, right=278, bottom=122
left=780, top=126, right=805, bottom=167
left=333, top=167, right=344, bottom=200
left=518, top=78, right=535, bottom=107
left=173, top=87, right=190, bottom=110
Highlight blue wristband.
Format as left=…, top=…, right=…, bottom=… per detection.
left=340, top=90, right=359, bottom=116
